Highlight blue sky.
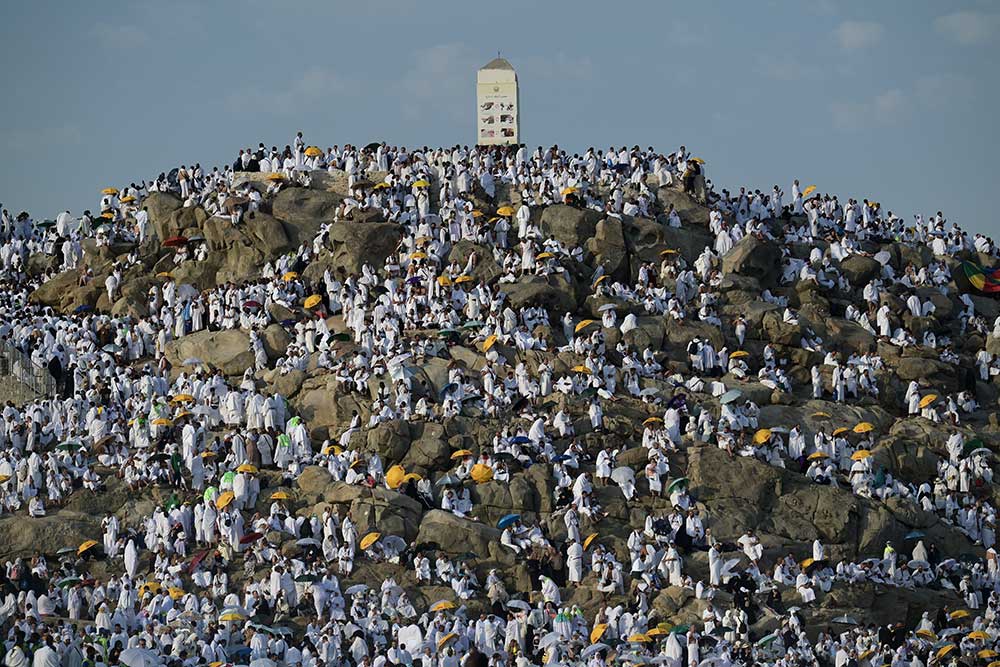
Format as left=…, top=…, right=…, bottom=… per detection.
left=1, top=1, right=997, bottom=235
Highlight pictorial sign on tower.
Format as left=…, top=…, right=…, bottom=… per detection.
left=476, top=56, right=519, bottom=146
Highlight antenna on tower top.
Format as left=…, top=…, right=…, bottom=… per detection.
left=497, top=50, right=501, bottom=59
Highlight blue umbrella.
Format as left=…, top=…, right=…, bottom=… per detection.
left=439, top=383, right=459, bottom=398
left=74, top=304, right=93, bottom=313
left=497, top=514, right=520, bottom=529
left=905, top=530, right=926, bottom=540
left=720, top=389, right=742, bottom=405
left=511, top=436, right=531, bottom=445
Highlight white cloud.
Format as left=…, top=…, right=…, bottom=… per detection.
left=831, top=89, right=905, bottom=129
left=92, top=23, right=149, bottom=48
left=227, top=67, right=348, bottom=115
left=398, top=43, right=476, bottom=123
left=834, top=20, right=884, bottom=50
left=915, top=73, right=974, bottom=108
left=755, top=54, right=822, bottom=81
left=934, top=10, right=1000, bottom=45
left=1, top=125, right=83, bottom=152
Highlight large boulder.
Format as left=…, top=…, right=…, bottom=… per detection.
left=271, top=187, right=344, bottom=246
left=499, top=275, right=578, bottom=314
left=304, top=221, right=402, bottom=280
left=539, top=205, right=601, bottom=248
left=839, top=255, right=882, bottom=287
left=416, top=510, right=501, bottom=557
left=655, top=187, right=710, bottom=226
left=164, top=329, right=253, bottom=376
left=0, top=511, right=100, bottom=559
left=722, top=236, right=782, bottom=286
left=586, top=218, right=629, bottom=281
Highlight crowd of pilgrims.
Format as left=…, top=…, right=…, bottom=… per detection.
left=0, top=135, right=996, bottom=667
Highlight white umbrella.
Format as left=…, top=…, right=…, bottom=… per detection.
left=598, top=303, right=617, bottom=312
left=344, top=584, right=368, bottom=595
left=611, top=466, right=635, bottom=486
left=538, top=631, right=561, bottom=650
left=873, top=250, right=891, bottom=265
left=582, top=643, right=610, bottom=658
left=507, top=599, right=530, bottom=612
left=119, top=648, right=160, bottom=667
left=249, top=660, right=276, bottom=667
left=397, top=624, right=423, bottom=653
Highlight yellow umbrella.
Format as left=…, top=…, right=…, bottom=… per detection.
left=152, top=418, right=173, bottom=426
left=659, top=248, right=678, bottom=255
left=120, top=195, right=136, bottom=203
left=949, top=609, right=970, bottom=620
left=807, top=452, right=828, bottom=460
left=979, top=649, right=999, bottom=658
left=78, top=540, right=99, bottom=555
left=571, top=365, right=592, bottom=374
left=832, top=427, right=849, bottom=436
left=156, top=271, right=174, bottom=279
left=450, top=449, right=473, bottom=459
left=215, top=491, right=235, bottom=509
left=593, top=275, right=608, bottom=286
left=628, top=634, right=651, bottom=643
left=455, top=275, right=474, bottom=284
left=575, top=319, right=596, bottom=333
left=858, top=650, right=874, bottom=661
left=219, top=612, right=245, bottom=622
left=583, top=533, right=599, bottom=549
left=138, top=581, right=161, bottom=596
left=800, top=557, right=815, bottom=569
left=386, top=465, right=406, bottom=490
left=471, top=210, right=483, bottom=218
left=968, top=631, right=990, bottom=640
left=643, top=417, right=663, bottom=426
left=322, top=444, right=343, bottom=455
left=0, top=475, right=10, bottom=483
left=236, top=464, right=258, bottom=474
left=410, top=251, right=427, bottom=260
left=915, top=629, right=936, bottom=641
left=304, top=146, right=322, bottom=157
left=853, top=422, right=874, bottom=434
left=282, top=271, right=299, bottom=281
left=802, top=185, right=817, bottom=196
left=402, top=473, right=422, bottom=484
left=560, top=187, right=578, bottom=196
left=536, top=251, right=554, bottom=260
left=437, top=275, right=452, bottom=286
left=753, top=429, right=772, bottom=444
left=730, top=350, right=749, bottom=358
left=175, top=411, right=192, bottom=419
left=483, top=334, right=498, bottom=352
left=497, top=206, right=515, bottom=216
left=431, top=600, right=456, bottom=612
left=100, top=211, right=115, bottom=219
left=647, top=628, right=668, bottom=637
left=811, top=411, right=831, bottom=418
left=266, top=173, right=284, bottom=181
left=171, top=394, right=194, bottom=403
left=101, top=187, right=119, bottom=195
left=304, top=294, right=323, bottom=309
left=270, top=491, right=291, bottom=500
left=471, top=463, right=494, bottom=483
left=851, top=450, right=872, bottom=461
left=168, top=587, right=185, bottom=600
left=372, top=182, right=389, bottom=190
left=590, top=624, right=607, bottom=643
left=201, top=452, right=217, bottom=458
left=360, top=532, right=381, bottom=550
left=919, top=394, right=937, bottom=408
left=413, top=180, right=430, bottom=188
left=437, top=633, right=458, bottom=650
left=935, top=645, right=956, bottom=660
left=689, top=157, right=706, bottom=164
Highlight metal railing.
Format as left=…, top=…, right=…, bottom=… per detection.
left=0, top=341, right=56, bottom=402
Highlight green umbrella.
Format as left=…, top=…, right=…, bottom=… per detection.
left=222, top=471, right=235, bottom=485
left=58, top=577, right=82, bottom=589
left=203, top=486, right=218, bottom=503
left=666, top=477, right=689, bottom=494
